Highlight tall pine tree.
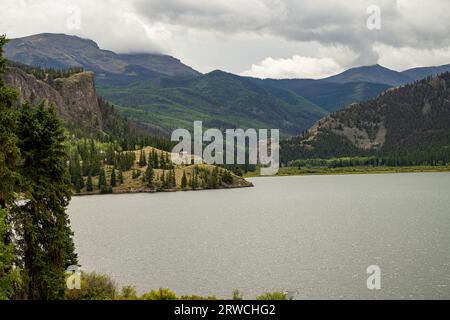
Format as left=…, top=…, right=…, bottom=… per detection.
left=17, top=102, right=78, bottom=299
left=0, top=35, right=21, bottom=299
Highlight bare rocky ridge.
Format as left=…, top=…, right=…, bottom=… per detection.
left=4, top=66, right=170, bottom=137
left=5, top=67, right=104, bottom=132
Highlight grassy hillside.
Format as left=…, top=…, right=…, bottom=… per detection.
left=73, top=146, right=252, bottom=195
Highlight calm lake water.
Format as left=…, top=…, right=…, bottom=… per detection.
left=68, top=172, right=450, bottom=299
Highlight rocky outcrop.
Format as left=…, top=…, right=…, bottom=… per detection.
left=53, top=71, right=103, bottom=131
left=5, top=67, right=103, bottom=132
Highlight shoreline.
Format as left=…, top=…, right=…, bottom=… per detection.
left=245, top=165, right=450, bottom=178
left=73, top=183, right=254, bottom=197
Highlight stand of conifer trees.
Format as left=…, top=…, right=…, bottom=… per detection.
left=1, top=36, right=77, bottom=299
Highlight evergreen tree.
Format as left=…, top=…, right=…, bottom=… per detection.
left=98, top=168, right=107, bottom=190
left=89, top=140, right=101, bottom=176
left=106, top=144, right=115, bottom=165
left=0, top=208, right=19, bottom=299
left=16, top=103, right=77, bottom=299
left=151, top=149, right=159, bottom=168
left=171, top=169, right=176, bottom=188
left=166, top=153, right=173, bottom=169
left=118, top=169, right=124, bottom=185
left=160, top=152, right=167, bottom=169
left=0, top=36, right=19, bottom=209
left=110, top=167, right=117, bottom=187
left=181, top=171, right=187, bottom=190
left=211, top=167, right=219, bottom=189
left=86, top=173, right=93, bottom=192
left=0, top=36, right=21, bottom=298
left=75, top=176, right=82, bottom=194
left=192, top=167, right=199, bottom=190
left=139, top=149, right=147, bottom=167
left=72, top=153, right=84, bottom=190
left=143, top=165, right=154, bottom=188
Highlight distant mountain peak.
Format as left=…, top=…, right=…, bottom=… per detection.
left=4, top=33, right=200, bottom=85
left=324, top=63, right=450, bottom=87
left=16, top=33, right=100, bottom=50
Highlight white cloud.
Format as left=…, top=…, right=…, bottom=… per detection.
left=375, top=44, right=450, bottom=71
left=0, top=0, right=170, bottom=54
left=241, top=55, right=344, bottom=79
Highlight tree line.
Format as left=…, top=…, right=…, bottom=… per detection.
left=6, top=59, right=84, bottom=84
left=288, top=147, right=450, bottom=169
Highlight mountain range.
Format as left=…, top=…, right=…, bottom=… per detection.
left=324, top=63, right=450, bottom=86
left=4, top=33, right=199, bottom=86
left=281, top=71, right=450, bottom=162
left=4, top=33, right=450, bottom=137
left=96, top=70, right=328, bottom=135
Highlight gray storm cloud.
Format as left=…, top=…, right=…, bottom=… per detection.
left=1, top=0, right=450, bottom=77
left=132, top=0, right=450, bottom=67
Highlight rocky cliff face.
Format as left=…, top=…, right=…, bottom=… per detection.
left=4, top=66, right=170, bottom=137
left=5, top=67, right=104, bottom=132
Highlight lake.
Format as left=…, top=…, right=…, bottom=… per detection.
left=68, top=172, right=450, bottom=299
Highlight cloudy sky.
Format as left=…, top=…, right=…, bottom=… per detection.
left=1, top=0, right=450, bottom=78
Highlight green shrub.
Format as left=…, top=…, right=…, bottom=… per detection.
left=141, top=288, right=177, bottom=300
left=232, top=289, right=243, bottom=300
left=120, top=285, right=137, bottom=299
left=179, top=295, right=218, bottom=300
left=65, top=272, right=117, bottom=300
left=256, top=291, right=287, bottom=300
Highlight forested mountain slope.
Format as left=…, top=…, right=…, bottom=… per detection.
left=98, top=70, right=328, bottom=135
left=282, top=72, right=450, bottom=162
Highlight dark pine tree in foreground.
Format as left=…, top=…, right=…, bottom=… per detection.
left=16, top=102, right=77, bottom=299
left=0, top=36, right=21, bottom=298
left=0, top=35, right=20, bottom=297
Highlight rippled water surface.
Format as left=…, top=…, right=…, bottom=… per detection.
left=68, top=172, right=450, bottom=299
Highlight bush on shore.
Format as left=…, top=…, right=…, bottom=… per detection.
left=65, top=271, right=287, bottom=300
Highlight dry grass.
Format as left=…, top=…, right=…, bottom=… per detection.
left=76, top=146, right=252, bottom=195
